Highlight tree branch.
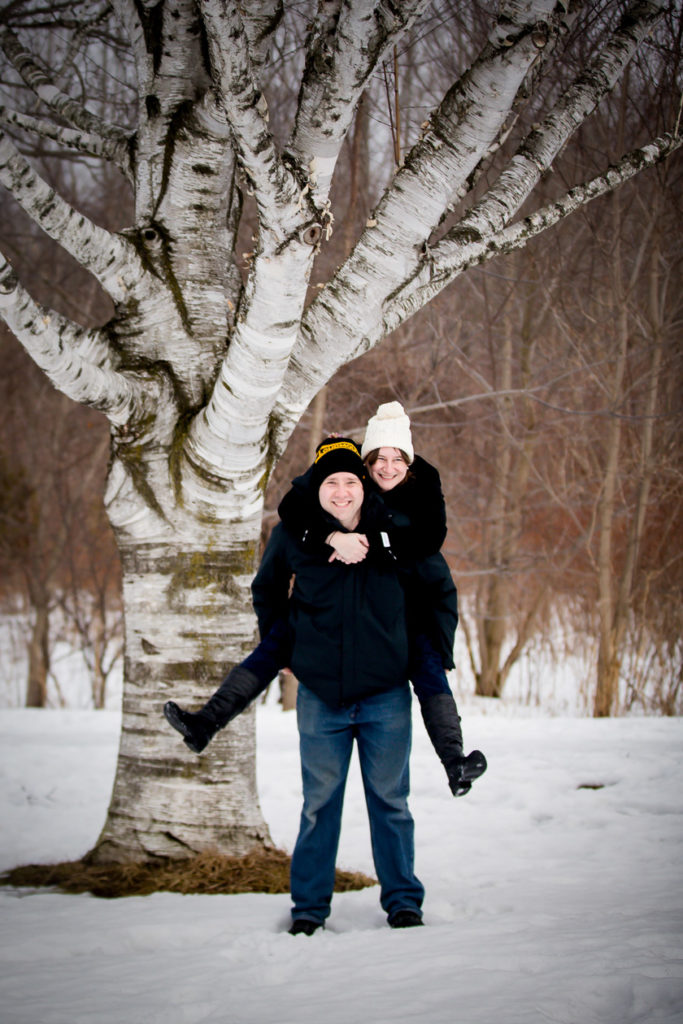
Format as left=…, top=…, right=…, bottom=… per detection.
left=0, top=130, right=141, bottom=304
left=271, top=0, right=672, bottom=447
left=109, top=0, right=155, bottom=102
left=199, top=0, right=300, bottom=243
left=447, top=0, right=667, bottom=241
left=0, top=105, right=132, bottom=180
left=0, top=25, right=130, bottom=149
left=289, top=0, right=430, bottom=201
left=240, top=0, right=284, bottom=71
left=365, top=0, right=572, bottom=244
left=0, top=249, right=142, bottom=425
left=383, top=132, right=682, bottom=333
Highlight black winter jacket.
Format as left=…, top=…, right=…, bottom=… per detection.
left=277, top=455, right=458, bottom=670
left=376, top=455, right=447, bottom=560
left=378, top=457, right=457, bottom=669
left=252, top=497, right=410, bottom=707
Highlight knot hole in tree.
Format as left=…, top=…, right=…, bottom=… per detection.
left=300, top=223, right=322, bottom=246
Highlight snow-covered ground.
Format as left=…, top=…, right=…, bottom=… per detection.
left=1, top=700, right=682, bottom=1024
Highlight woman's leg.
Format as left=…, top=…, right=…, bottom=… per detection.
left=290, top=685, right=354, bottom=927
left=164, top=619, right=289, bottom=753
left=410, top=633, right=487, bottom=796
left=408, top=630, right=452, bottom=697
left=355, top=685, right=425, bottom=924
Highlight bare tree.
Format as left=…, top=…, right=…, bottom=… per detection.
left=0, top=331, right=112, bottom=705
left=0, top=0, right=679, bottom=862
left=52, top=442, right=123, bottom=710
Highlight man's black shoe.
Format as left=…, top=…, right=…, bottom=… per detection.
left=288, top=918, right=323, bottom=936
left=388, top=909, right=424, bottom=929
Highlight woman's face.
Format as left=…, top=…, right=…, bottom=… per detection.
left=367, top=447, right=409, bottom=491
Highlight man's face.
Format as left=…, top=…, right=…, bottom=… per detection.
left=318, top=472, right=364, bottom=529
left=368, top=447, right=409, bottom=491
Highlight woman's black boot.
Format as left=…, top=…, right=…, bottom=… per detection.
left=419, top=692, right=487, bottom=796
left=164, top=664, right=267, bottom=754
left=163, top=702, right=216, bottom=753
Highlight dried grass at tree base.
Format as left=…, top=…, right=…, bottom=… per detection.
left=0, top=847, right=377, bottom=899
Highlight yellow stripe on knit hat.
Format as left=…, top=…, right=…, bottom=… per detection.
left=314, top=440, right=359, bottom=463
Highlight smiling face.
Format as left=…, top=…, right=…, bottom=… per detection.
left=318, top=472, right=364, bottom=529
left=366, top=447, right=410, bottom=492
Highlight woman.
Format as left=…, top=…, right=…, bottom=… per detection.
left=346, top=401, right=487, bottom=796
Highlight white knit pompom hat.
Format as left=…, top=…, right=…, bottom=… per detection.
left=361, top=401, right=414, bottom=463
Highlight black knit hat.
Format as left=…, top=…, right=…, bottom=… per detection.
left=311, top=437, right=365, bottom=488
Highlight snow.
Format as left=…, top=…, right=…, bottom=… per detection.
left=1, top=701, right=682, bottom=1024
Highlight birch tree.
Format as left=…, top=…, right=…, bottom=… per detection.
left=0, top=0, right=679, bottom=863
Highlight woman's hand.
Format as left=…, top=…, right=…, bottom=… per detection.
left=327, top=532, right=369, bottom=564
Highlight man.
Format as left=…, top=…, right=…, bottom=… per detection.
left=251, top=438, right=424, bottom=934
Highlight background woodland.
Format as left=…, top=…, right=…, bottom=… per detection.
left=1, top=1, right=681, bottom=718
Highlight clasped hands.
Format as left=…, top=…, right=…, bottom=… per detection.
left=326, top=532, right=369, bottom=564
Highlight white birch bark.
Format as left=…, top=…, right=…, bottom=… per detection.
left=0, top=256, right=144, bottom=424
left=289, top=0, right=430, bottom=202
left=0, top=0, right=675, bottom=860
left=0, top=105, right=132, bottom=173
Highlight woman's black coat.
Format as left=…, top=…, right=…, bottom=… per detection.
left=376, top=455, right=447, bottom=560
left=377, top=456, right=458, bottom=670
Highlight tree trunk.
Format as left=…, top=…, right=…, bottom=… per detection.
left=278, top=669, right=298, bottom=712
left=90, top=510, right=272, bottom=862
left=594, top=638, right=621, bottom=719
left=592, top=315, right=626, bottom=718
left=308, top=389, right=327, bottom=461
left=25, top=599, right=49, bottom=707
left=91, top=599, right=108, bottom=710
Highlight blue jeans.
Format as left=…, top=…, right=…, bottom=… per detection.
left=410, top=632, right=453, bottom=698
left=242, top=618, right=290, bottom=682
left=291, top=683, right=424, bottom=924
